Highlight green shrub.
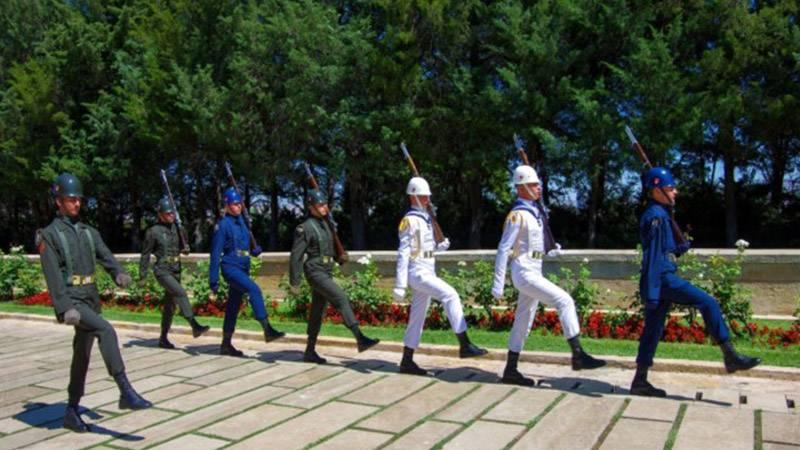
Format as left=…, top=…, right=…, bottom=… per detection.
left=547, top=258, right=599, bottom=321
left=441, top=260, right=518, bottom=316
left=344, top=255, right=390, bottom=311
left=0, top=246, right=43, bottom=299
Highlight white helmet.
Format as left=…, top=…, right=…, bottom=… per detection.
left=513, top=165, right=540, bottom=185
left=406, top=177, right=432, bottom=196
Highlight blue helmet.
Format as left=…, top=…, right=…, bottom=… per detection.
left=223, top=187, right=242, bottom=205
left=642, top=167, right=675, bottom=191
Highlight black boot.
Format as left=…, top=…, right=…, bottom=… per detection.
left=568, top=336, right=606, bottom=370
left=456, top=331, right=488, bottom=358
left=399, top=346, right=428, bottom=376
left=189, top=317, right=210, bottom=338
left=629, top=365, right=666, bottom=397
left=720, top=341, right=761, bottom=373
left=63, top=404, right=89, bottom=432
left=303, top=336, right=327, bottom=364
left=258, top=318, right=286, bottom=342
left=500, top=351, right=535, bottom=387
left=158, top=335, right=175, bottom=350
left=220, top=332, right=244, bottom=357
left=114, top=372, right=153, bottom=410
left=350, top=325, right=380, bottom=353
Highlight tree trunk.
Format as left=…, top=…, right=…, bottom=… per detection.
left=586, top=147, right=607, bottom=248
left=347, top=161, right=367, bottom=250
left=723, top=150, right=738, bottom=247
left=768, top=142, right=787, bottom=208
left=269, top=183, right=279, bottom=251
left=467, top=176, right=482, bottom=249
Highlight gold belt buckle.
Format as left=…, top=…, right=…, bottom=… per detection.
left=531, top=251, right=544, bottom=260
left=322, top=256, right=332, bottom=264
left=237, top=250, right=249, bottom=257
left=71, top=275, right=94, bottom=286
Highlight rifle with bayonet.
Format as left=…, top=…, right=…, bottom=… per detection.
left=223, top=161, right=259, bottom=252
left=304, top=163, right=349, bottom=264
left=624, top=126, right=689, bottom=245
left=159, top=169, right=191, bottom=255
left=399, top=142, right=445, bottom=244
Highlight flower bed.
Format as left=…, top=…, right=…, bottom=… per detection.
left=19, top=290, right=800, bottom=349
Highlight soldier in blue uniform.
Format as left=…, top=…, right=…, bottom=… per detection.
left=632, top=167, right=761, bottom=397
left=209, top=187, right=285, bottom=356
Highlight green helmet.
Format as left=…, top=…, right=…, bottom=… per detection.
left=51, top=173, right=83, bottom=198
left=156, top=197, right=175, bottom=214
left=306, top=189, right=327, bottom=206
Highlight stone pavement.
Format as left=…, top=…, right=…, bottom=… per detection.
left=0, top=318, right=797, bottom=450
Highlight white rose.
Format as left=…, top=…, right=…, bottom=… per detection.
left=735, top=239, right=750, bottom=249
left=356, top=256, right=370, bottom=265
left=457, top=261, right=467, bottom=267
left=582, top=257, right=589, bottom=264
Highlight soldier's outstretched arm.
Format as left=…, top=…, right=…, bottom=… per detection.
left=289, top=225, right=308, bottom=287
left=492, top=212, right=522, bottom=299
left=37, top=232, right=71, bottom=315
left=138, top=228, right=155, bottom=281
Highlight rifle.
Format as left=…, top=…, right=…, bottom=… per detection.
left=399, top=142, right=445, bottom=244
left=159, top=169, right=191, bottom=255
left=223, top=161, right=259, bottom=251
left=304, top=163, right=349, bottom=264
left=624, top=126, right=689, bottom=245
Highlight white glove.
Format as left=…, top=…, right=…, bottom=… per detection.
left=491, top=285, right=504, bottom=301
left=547, top=243, right=564, bottom=257
left=63, top=308, right=81, bottom=326
left=436, top=238, right=451, bottom=252
left=115, top=273, right=132, bottom=288
left=392, top=287, right=406, bottom=302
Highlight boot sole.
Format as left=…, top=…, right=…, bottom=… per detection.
left=572, top=361, right=607, bottom=371
left=264, top=334, right=286, bottom=343
left=399, top=367, right=428, bottom=376
left=460, top=350, right=489, bottom=359
left=118, top=401, right=153, bottom=410
left=357, top=340, right=380, bottom=353
left=725, top=362, right=762, bottom=374
left=500, top=377, right=535, bottom=387
left=192, top=327, right=211, bottom=338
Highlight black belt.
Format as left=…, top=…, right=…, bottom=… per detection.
left=160, top=256, right=180, bottom=264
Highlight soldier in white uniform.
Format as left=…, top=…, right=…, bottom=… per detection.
left=492, top=165, right=606, bottom=386
left=393, top=177, right=487, bottom=375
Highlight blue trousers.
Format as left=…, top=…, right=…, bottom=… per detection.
left=221, top=265, right=267, bottom=333
left=636, top=273, right=730, bottom=367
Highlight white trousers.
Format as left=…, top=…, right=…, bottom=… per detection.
left=508, top=263, right=581, bottom=353
left=403, top=269, right=467, bottom=349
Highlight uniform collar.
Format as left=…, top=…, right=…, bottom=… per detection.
left=647, top=200, right=670, bottom=214
left=57, top=214, right=81, bottom=230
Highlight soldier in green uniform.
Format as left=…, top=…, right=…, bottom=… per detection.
left=289, top=189, right=380, bottom=363
left=37, top=173, right=152, bottom=433
left=139, top=197, right=210, bottom=349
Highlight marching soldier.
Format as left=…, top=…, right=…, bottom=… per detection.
left=289, top=189, right=380, bottom=364
left=209, top=187, right=284, bottom=357
left=631, top=167, right=760, bottom=396
left=139, top=197, right=209, bottom=349
left=38, top=173, right=152, bottom=433
left=393, top=177, right=487, bottom=375
left=492, top=165, right=605, bottom=387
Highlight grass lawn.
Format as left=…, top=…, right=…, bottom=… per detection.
left=1, top=302, right=798, bottom=368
